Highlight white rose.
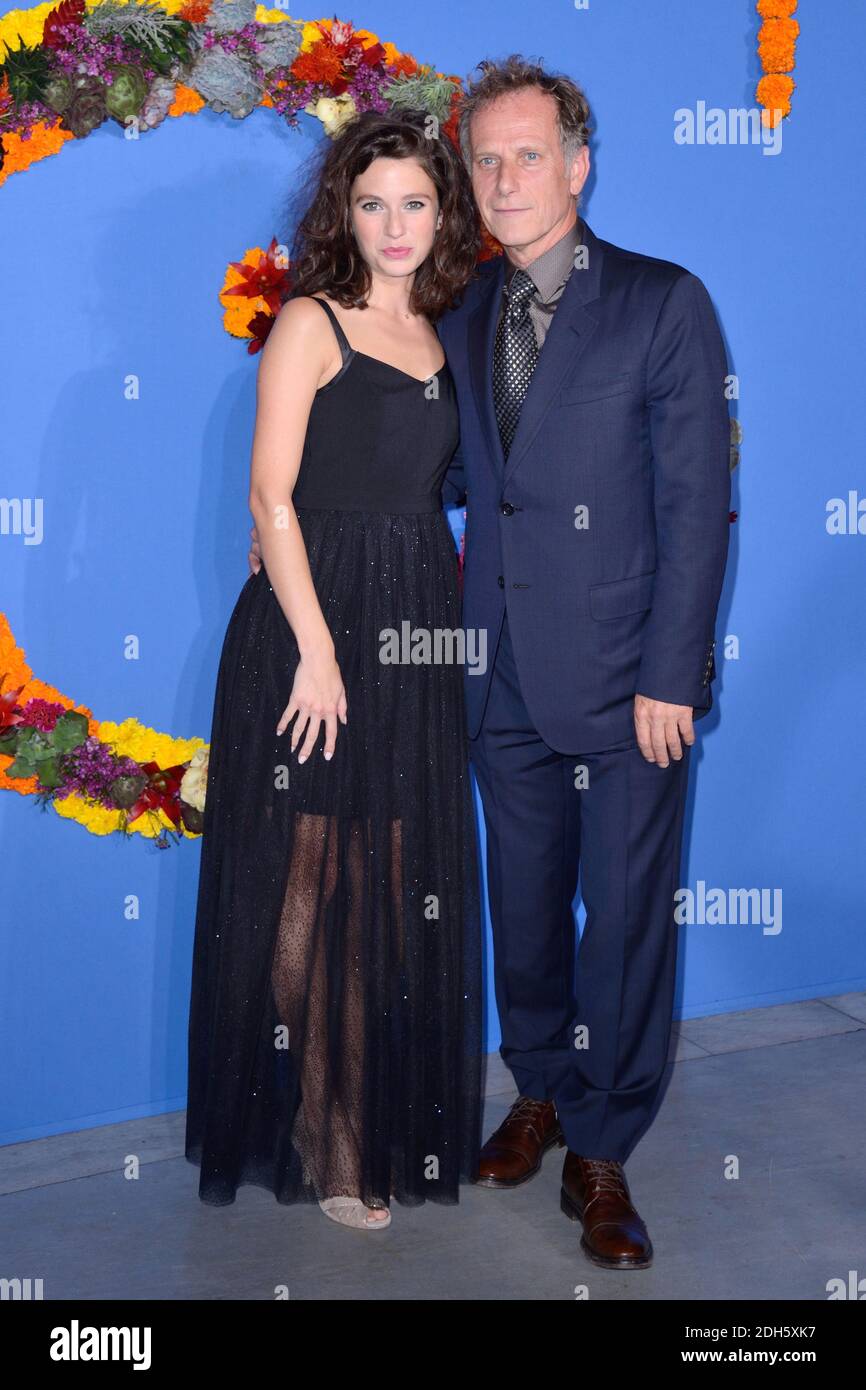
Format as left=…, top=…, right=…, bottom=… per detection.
left=305, top=94, right=357, bottom=137
left=180, top=745, right=210, bottom=813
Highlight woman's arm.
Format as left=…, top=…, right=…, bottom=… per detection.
left=247, top=297, right=347, bottom=762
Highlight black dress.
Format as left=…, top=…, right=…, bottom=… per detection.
left=185, top=294, right=483, bottom=1209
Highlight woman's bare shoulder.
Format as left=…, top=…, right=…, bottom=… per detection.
left=273, top=293, right=333, bottom=332
left=261, top=294, right=337, bottom=368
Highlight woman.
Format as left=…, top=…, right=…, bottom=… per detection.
left=185, top=109, right=483, bottom=1229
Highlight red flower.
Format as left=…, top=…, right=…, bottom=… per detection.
left=292, top=20, right=386, bottom=96
left=245, top=308, right=279, bottom=355
left=225, top=236, right=293, bottom=318
left=360, top=42, right=386, bottom=68
left=41, top=0, right=86, bottom=49
left=127, top=761, right=188, bottom=827
left=0, top=674, right=26, bottom=732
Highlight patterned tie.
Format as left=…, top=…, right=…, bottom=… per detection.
left=493, top=268, right=539, bottom=458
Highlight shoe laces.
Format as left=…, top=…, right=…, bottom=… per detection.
left=510, top=1096, right=549, bottom=1120
left=496, top=1095, right=552, bottom=1142
left=580, top=1157, right=630, bottom=1204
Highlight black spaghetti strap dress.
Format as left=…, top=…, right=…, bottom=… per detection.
left=185, top=293, right=483, bottom=1210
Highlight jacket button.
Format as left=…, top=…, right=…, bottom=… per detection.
left=497, top=575, right=505, bottom=588
left=500, top=501, right=515, bottom=516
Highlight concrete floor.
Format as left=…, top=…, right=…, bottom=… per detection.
left=2, top=993, right=865, bottom=1301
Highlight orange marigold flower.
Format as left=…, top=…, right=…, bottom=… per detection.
left=169, top=83, right=206, bottom=116
left=440, top=83, right=466, bottom=153
left=387, top=53, right=419, bottom=78
left=757, top=73, right=794, bottom=125
left=0, top=119, right=73, bottom=187
left=381, top=41, right=417, bottom=75
left=0, top=616, right=98, bottom=741
left=177, top=0, right=212, bottom=20
left=757, top=0, right=797, bottom=17
left=758, top=36, right=797, bottom=72
left=478, top=225, right=503, bottom=262
left=0, top=763, right=39, bottom=795
left=292, top=47, right=344, bottom=86
left=757, top=17, right=799, bottom=71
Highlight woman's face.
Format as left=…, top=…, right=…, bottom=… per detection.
left=349, top=155, right=441, bottom=282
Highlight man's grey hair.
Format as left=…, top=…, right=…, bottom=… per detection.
left=457, top=54, right=593, bottom=173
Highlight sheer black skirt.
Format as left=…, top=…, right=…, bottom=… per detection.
left=185, top=507, right=483, bottom=1207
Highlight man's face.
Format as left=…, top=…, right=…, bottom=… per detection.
left=467, top=88, right=590, bottom=265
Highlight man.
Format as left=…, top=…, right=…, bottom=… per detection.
left=435, top=56, right=730, bottom=1271
left=250, top=56, right=731, bottom=1270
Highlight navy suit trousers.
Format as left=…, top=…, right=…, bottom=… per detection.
left=469, top=610, right=691, bottom=1163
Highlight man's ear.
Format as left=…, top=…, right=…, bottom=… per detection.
left=568, top=145, right=590, bottom=199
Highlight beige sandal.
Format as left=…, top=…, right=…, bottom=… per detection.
left=318, top=1197, right=391, bottom=1230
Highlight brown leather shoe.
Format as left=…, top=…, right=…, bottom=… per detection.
left=476, top=1097, right=564, bottom=1188
left=560, top=1151, right=653, bottom=1269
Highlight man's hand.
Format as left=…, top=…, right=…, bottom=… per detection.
left=633, top=694, right=695, bottom=767
left=248, top=524, right=262, bottom=576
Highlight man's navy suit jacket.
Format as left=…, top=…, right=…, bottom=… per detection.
left=437, top=216, right=731, bottom=754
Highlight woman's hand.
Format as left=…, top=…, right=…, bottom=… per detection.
left=277, top=647, right=347, bottom=762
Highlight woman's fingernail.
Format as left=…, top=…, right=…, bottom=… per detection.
left=298, top=754, right=307, bottom=764
left=324, top=752, right=333, bottom=760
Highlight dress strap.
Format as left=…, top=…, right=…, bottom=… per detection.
left=307, top=295, right=352, bottom=364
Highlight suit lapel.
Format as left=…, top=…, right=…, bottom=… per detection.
left=467, top=254, right=507, bottom=481
left=466, top=218, right=607, bottom=489
left=502, top=218, right=605, bottom=488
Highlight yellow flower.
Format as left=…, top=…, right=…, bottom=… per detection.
left=0, top=4, right=54, bottom=52
left=299, top=19, right=324, bottom=51
left=54, top=795, right=125, bottom=837
left=127, top=805, right=187, bottom=837
left=135, top=0, right=192, bottom=14
left=255, top=5, right=292, bottom=23
left=98, top=717, right=206, bottom=768
left=299, top=18, right=383, bottom=53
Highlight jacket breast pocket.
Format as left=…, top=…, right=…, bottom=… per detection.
left=589, top=570, right=656, bottom=621
left=560, top=371, right=633, bottom=406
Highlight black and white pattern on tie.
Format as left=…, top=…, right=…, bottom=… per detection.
left=493, top=268, right=540, bottom=458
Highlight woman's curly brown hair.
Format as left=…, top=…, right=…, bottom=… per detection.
left=284, top=108, right=481, bottom=321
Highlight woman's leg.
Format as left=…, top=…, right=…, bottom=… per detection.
left=270, top=812, right=377, bottom=1207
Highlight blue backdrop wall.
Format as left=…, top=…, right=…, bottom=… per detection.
left=2, top=0, right=864, bottom=1143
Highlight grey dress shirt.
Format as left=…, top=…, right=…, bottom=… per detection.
left=501, top=213, right=586, bottom=349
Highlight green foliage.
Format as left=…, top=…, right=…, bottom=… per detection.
left=84, top=0, right=197, bottom=76
left=1, top=709, right=89, bottom=789
left=383, top=66, right=457, bottom=124
left=1, top=33, right=54, bottom=105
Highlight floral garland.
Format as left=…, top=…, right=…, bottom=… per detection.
left=1, top=3, right=748, bottom=846
left=0, top=2, right=471, bottom=187
left=0, top=614, right=208, bottom=845
left=0, top=5, right=479, bottom=847
left=755, top=0, right=798, bottom=128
